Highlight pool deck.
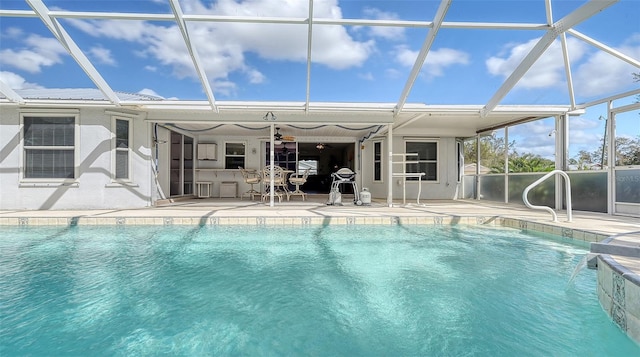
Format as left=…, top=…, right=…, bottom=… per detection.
left=1, top=196, right=638, bottom=272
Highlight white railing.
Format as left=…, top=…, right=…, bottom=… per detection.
left=522, top=170, right=572, bottom=222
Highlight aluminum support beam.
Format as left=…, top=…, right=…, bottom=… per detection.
left=560, top=33, right=576, bottom=108
left=2, top=9, right=550, bottom=31
left=544, top=0, right=554, bottom=24
left=567, top=29, right=640, bottom=68
left=169, top=0, right=218, bottom=113
left=394, top=0, right=452, bottom=116
left=0, top=81, right=24, bottom=104
left=26, top=0, right=120, bottom=105
left=482, top=0, right=617, bottom=117
left=304, top=0, right=314, bottom=113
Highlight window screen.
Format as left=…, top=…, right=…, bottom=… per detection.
left=24, top=117, right=75, bottom=179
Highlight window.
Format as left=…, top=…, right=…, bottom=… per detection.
left=298, top=159, right=318, bottom=175
left=405, top=141, right=438, bottom=181
left=113, top=118, right=131, bottom=180
left=23, top=116, right=76, bottom=179
left=224, top=142, right=246, bottom=169
left=373, top=141, right=382, bottom=181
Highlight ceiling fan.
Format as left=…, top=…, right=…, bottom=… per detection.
left=316, top=143, right=333, bottom=151
left=260, top=127, right=295, bottom=144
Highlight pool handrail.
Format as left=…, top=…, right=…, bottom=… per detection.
left=522, top=169, right=572, bottom=222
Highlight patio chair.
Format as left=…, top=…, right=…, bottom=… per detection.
left=261, top=166, right=289, bottom=202
left=289, top=168, right=310, bottom=201
left=239, top=167, right=261, bottom=200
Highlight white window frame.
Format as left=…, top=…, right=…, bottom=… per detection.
left=20, top=110, right=80, bottom=184
left=404, top=140, right=439, bottom=182
left=373, top=141, right=383, bottom=182
left=224, top=141, right=247, bottom=169
left=111, top=116, right=132, bottom=182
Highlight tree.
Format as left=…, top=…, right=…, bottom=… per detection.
left=569, top=135, right=640, bottom=169
left=616, top=135, right=640, bottom=166
left=463, top=132, right=513, bottom=173
left=568, top=150, right=598, bottom=170
left=509, top=153, right=555, bottom=173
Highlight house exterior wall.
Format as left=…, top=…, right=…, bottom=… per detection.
left=0, top=106, right=154, bottom=210
left=1, top=104, right=462, bottom=209
left=360, top=136, right=461, bottom=201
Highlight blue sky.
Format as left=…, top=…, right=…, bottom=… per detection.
left=1, top=0, right=638, bottom=104
left=0, top=0, right=638, bottom=160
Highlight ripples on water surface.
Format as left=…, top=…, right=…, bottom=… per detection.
left=1, top=224, right=638, bottom=356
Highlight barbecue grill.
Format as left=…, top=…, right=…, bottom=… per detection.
left=328, top=168, right=362, bottom=205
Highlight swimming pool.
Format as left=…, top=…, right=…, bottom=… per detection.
left=1, top=224, right=638, bottom=355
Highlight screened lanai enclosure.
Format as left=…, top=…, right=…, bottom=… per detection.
left=0, top=0, right=638, bottom=215
left=461, top=97, right=639, bottom=217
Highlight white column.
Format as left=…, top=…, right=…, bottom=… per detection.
left=504, top=127, right=509, bottom=203
left=476, top=133, right=481, bottom=200
left=606, top=101, right=614, bottom=215
left=387, top=124, right=393, bottom=207
left=269, top=124, right=275, bottom=207
left=554, top=115, right=564, bottom=210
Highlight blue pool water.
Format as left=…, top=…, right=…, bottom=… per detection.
left=1, top=224, right=638, bottom=356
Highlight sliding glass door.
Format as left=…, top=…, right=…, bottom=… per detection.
left=170, top=131, right=194, bottom=197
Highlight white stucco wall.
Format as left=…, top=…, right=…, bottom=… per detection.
left=359, top=136, right=461, bottom=201
left=0, top=106, right=154, bottom=210
left=1, top=104, right=463, bottom=209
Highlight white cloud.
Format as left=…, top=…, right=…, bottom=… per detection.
left=66, top=18, right=150, bottom=42
left=573, top=39, right=640, bottom=97
left=395, top=45, right=418, bottom=67
left=394, top=45, right=470, bottom=78
left=486, top=34, right=640, bottom=97
left=360, top=8, right=405, bottom=41
left=510, top=120, right=555, bottom=136
left=567, top=116, right=606, bottom=149
left=89, top=46, right=116, bottom=66
left=570, top=116, right=603, bottom=130
left=211, top=80, right=238, bottom=97
left=0, top=31, right=67, bottom=74
left=569, top=128, right=602, bottom=146
left=486, top=37, right=589, bottom=89
left=64, top=0, right=375, bottom=93
left=505, top=119, right=558, bottom=159
left=0, top=71, right=43, bottom=90
left=246, top=68, right=266, bottom=84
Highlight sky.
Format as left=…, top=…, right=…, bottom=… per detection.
left=0, top=0, right=638, bottom=160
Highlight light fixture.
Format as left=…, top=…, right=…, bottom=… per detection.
left=274, top=127, right=283, bottom=144
left=316, top=143, right=325, bottom=150
left=263, top=111, right=277, bottom=121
